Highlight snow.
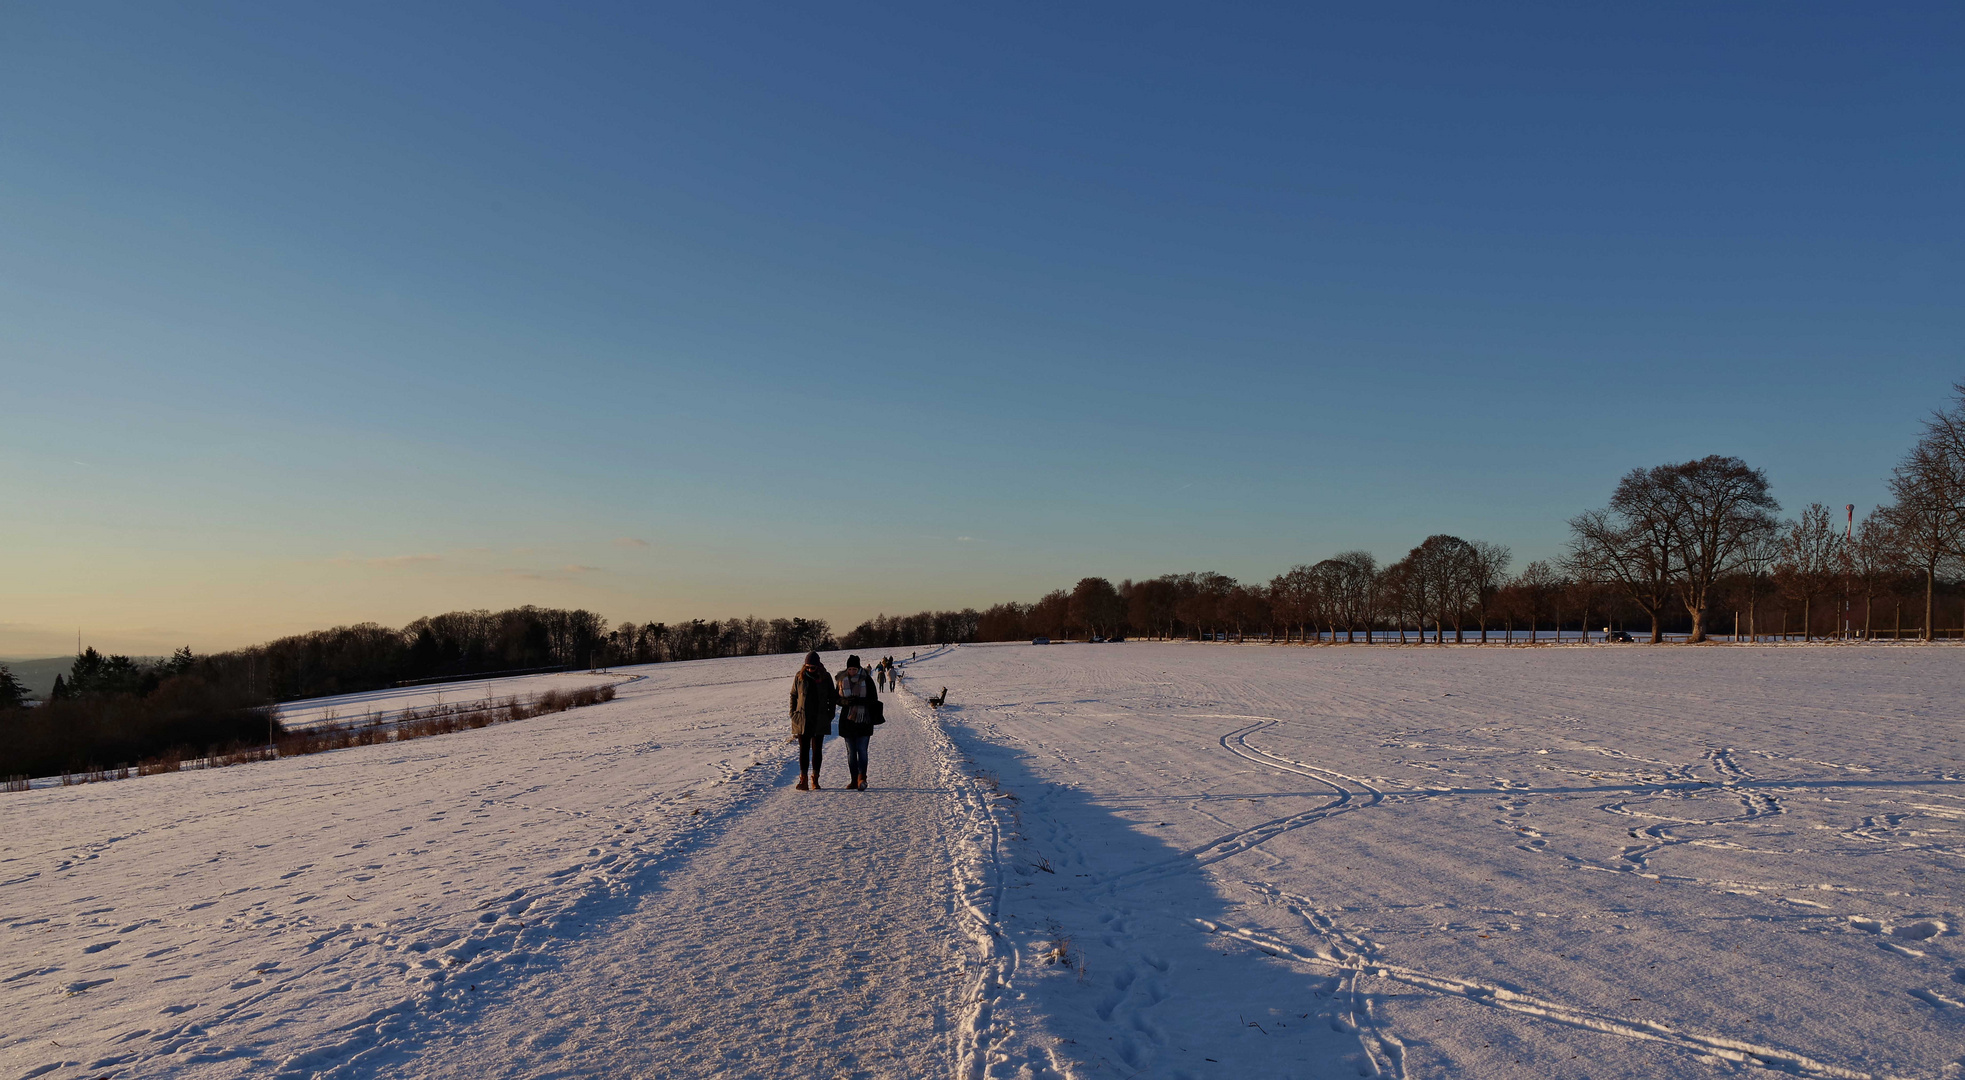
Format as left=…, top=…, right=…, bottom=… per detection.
left=274, top=672, right=635, bottom=731
left=5, top=644, right=1961, bottom=1079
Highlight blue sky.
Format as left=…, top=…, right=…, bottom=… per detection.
left=3, top=2, right=1960, bottom=653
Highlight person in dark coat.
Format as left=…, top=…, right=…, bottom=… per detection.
left=834, top=654, right=879, bottom=790
left=789, top=651, right=838, bottom=790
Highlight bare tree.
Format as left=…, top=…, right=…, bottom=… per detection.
left=1775, top=504, right=1844, bottom=641
left=1883, top=438, right=1965, bottom=641
left=1735, top=530, right=1781, bottom=642
left=1306, top=559, right=1347, bottom=643
left=1655, top=456, right=1781, bottom=643
left=1343, top=551, right=1386, bottom=643
left=1561, top=575, right=1608, bottom=644
left=1378, top=558, right=1420, bottom=644
left=1069, top=577, right=1124, bottom=639
left=1173, top=572, right=1236, bottom=640
left=1466, top=541, right=1512, bottom=643
left=1849, top=509, right=1904, bottom=639
left=1031, top=590, right=1071, bottom=640
left=1222, top=584, right=1271, bottom=642
left=1405, top=535, right=1478, bottom=643
left=1269, top=566, right=1319, bottom=644
left=1330, top=550, right=1379, bottom=643
left=1513, top=560, right=1565, bottom=643
left=1568, top=496, right=1673, bottom=642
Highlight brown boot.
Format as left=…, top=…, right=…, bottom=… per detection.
left=795, top=772, right=808, bottom=791
left=811, top=773, right=823, bottom=790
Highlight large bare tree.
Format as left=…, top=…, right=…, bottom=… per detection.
left=1655, top=456, right=1780, bottom=642
left=1568, top=471, right=1675, bottom=642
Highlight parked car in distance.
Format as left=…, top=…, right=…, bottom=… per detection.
left=1107, top=635, right=1125, bottom=643
left=1032, top=636, right=1051, bottom=645
left=1606, top=630, right=1635, bottom=643
left=1090, top=636, right=1106, bottom=643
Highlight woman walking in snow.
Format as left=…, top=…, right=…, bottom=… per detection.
left=789, top=651, right=838, bottom=791
left=834, top=655, right=880, bottom=790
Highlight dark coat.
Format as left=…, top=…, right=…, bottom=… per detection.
left=835, top=667, right=878, bottom=738
left=790, top=663, right=838, bottom=736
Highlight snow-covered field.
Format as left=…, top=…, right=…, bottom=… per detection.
left=274, top=671, right=635, bottom=731
left=5, top=644, right=1961, bottom=1079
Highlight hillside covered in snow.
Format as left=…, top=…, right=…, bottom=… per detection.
left=4, top=643, right=1961, bottom=1079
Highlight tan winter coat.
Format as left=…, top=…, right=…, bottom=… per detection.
left=789, top=663, right=838, bottom=736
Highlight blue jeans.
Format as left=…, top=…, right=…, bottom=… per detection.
left=844, top=735, right=870, bottom=778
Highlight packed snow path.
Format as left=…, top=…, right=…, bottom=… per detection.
left=405, top=678, right=968, bottom=1078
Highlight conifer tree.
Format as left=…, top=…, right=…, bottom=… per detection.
left=0, top=665, right=28, bottom=710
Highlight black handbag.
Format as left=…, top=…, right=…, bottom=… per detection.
left=869, top=698, right=886, bottom=725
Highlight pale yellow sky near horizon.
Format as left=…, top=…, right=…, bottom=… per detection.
left=0, top=539, right=1060, bottom=658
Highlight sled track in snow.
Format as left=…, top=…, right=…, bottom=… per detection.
left=1196, top=915, right=1901, bottom=1080
left=1094, top=717, right=1393, bottom=896
left=1182, top=720, right=1900, bottom=1080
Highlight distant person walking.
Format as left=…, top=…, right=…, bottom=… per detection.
left=835, top=655, right=880, bottom=790
left=789, top=651, right=838, bottom=791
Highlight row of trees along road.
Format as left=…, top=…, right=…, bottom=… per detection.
left=847, top=385, right=1965, bottom=647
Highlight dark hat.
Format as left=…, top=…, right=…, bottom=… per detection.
left=804, top=651, right=822, bottom=666
left=846, top=654, right=861, bottom=668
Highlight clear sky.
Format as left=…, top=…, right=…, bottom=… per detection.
left=4, top=3, right=1960, bottom=655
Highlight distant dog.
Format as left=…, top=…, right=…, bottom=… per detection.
left=929, top=687, right=949, bottom=709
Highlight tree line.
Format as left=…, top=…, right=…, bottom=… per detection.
left=843, top=386, right=1965, bottom=648
left=188, top=605, right=835, bottom=702
left=0, top=605, right=837, bottom=779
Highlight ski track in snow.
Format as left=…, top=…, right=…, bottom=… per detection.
left=7, top=644, right=1965, bottom=1079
